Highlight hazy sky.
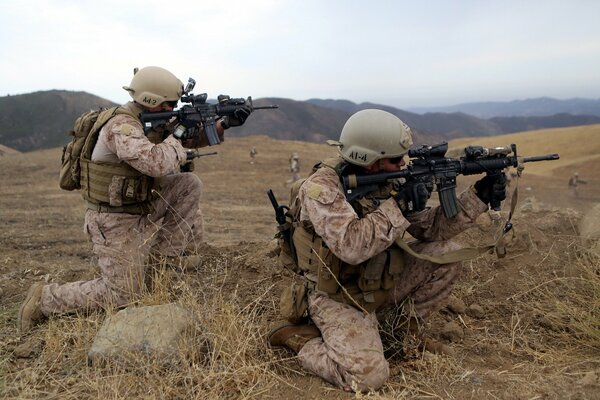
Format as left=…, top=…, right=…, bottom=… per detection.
left=1, top=0, right=599, bottom=108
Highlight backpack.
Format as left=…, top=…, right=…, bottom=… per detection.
left=59, top=107, right=129, bottom=191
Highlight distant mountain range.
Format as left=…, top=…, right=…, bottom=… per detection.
left=1, top=91, right=599, bottom=153
left=406, top=97, right=600, bottom=118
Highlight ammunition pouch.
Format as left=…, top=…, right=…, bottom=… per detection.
left=279, top=277, right=309, bottom=323
left=80, top=159, right=155, bottom=215
left=292, top=224, right=405, bottom=313
left=315, top=238, right=341, bottom=294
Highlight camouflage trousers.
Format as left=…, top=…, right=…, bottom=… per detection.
left=298, top=239, right=461, bottom=392
left=40, top=173, right=203, bottom=316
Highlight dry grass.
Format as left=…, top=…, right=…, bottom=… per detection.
left=2, top=129, right=600, bottom=399
left=2, top=257, right=287, bottom=399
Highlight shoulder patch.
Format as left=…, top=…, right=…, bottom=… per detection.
left=117, top=123, right=135, bottom=136
left=306, top=182, right=323, bottom=199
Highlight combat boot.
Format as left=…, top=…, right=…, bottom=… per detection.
left=18, top=283, right=45, bottom=334
left=268, top=322, right=321, bottom=353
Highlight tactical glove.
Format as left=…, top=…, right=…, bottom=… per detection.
left=180, top=160, right=195, bottom=173
left=221, top=104, right=253, bottom=129
left=173, top=116, right=200, bottom=140
left=473, top=173, right=507, bottom=207
left=173, top=125, right=197, bottom=140
left=394, top=181, right=430, bottom=214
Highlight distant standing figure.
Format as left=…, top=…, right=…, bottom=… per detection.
left=568, top=172, right=587, bottom=197
left=287, top=153, right=300, bottom=185
left=250, top=147, right=257, bottom=164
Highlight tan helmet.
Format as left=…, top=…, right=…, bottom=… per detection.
left=327, top=109, right=413, bottom=166
left=122, top=66, right=183, bottom=108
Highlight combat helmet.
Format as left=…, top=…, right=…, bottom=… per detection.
left=327, top=109, right=413, bottom=166
left=123, top=66, right=183, bottom=108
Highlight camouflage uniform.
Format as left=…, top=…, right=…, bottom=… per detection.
left=295, top=166, right=487, bottom=391
left=287, top=155, right=300, bottom=185
left=568, top=173, right=586, bottom=197
left=40, top=102, right=203, bottom=316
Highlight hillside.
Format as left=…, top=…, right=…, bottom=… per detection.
left=407, top=97, right=600, bottom=118
left=4, top=91, right=600, bottom=154
left=449, top=124, right=600, bottom=177
left=227, top=97, right=350, bottom=143
left=308, top=99, right=600, bottom=138
left=490, top=113, right=600, bottom=133
left=0, top=144, right=20, bottom=156
left=0, top=91, right=117, bottom=151
left=307, top=98, right=503, bottom=138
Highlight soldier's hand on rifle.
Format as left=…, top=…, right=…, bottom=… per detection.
left=173, top=116, right=200, bottom=140
left=180, top=161, right=195, bottom=173
left=473, top=173, right=507, bottom=206
left=221, top=104, right=253, bottom=129
left=393, top=181, right=430, bottom=214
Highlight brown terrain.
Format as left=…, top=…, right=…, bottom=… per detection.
left=1, top=125, right=599, bottom=399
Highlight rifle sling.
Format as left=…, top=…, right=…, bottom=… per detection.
left=394, top=237, right=495, bottom=264
left=395, top=171, right=523, bottom=264
left=494, top=166, right=522, bottom=258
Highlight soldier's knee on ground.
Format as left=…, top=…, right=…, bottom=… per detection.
left=347, top=356, right=389, bottom=393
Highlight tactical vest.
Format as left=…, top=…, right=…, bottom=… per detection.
left=284, top=158, right=405, bottom=313
left=79, top=108, right=161, bottom=215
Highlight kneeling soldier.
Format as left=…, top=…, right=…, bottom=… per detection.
left=269, top=109, right=505, bottom=392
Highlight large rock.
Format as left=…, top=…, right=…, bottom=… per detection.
left=88, top=303, right=209, bottom=367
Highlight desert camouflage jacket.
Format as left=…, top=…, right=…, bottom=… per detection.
left=298, top=165, right=488, bottom=265
left=91, top=101, right=186, bottom=177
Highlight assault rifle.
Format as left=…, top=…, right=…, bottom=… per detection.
left=180, top=150, right=219, bottom=172
left=140, top=78, right=279, bottom=146
left=342, top=142, right=559, bottom=218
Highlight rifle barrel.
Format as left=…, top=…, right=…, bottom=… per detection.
left=186, top=150, right=218, bottom=160
left=253, top=105, right=279, bottom=109
left=523, top=154, right=560, bottom=162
